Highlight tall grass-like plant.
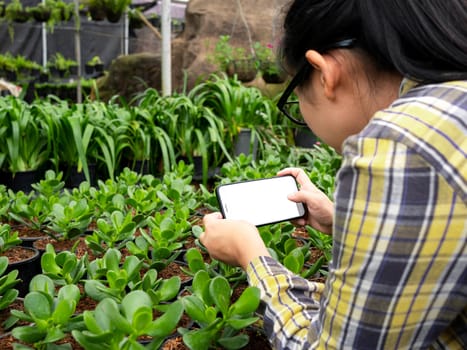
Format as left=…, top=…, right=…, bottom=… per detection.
left=188, top=74, right=286, bottom=160
left=164, top=94, right=232, bottom=184
left=115, top=98, right=176, bottom=175
left=0, top=96, right=51, bottom=173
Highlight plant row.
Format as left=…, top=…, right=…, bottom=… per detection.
left=0, top=74, right=294, bottom=187
left=0, top=143, right=341, bottom=349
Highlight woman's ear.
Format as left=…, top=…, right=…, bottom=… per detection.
left=305, top=50, right=341, bottom=100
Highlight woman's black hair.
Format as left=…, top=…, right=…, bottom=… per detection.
left=279, top=0, right=467, bottom=83
left=359, top=0, right=467, bottom=82
left=279, top=0, right=361, bottom=75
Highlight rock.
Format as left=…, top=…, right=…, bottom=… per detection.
left=97, top=0, right=290, bottom=100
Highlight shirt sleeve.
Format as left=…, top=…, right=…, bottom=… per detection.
left=247, top=134, right=466, bottom=350
left=247, top=256, right=325, bottom=350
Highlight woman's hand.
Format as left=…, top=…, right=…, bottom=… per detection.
left=201, top=212, right=270, bottom=270
left=277, top=167, right=334, bottom=234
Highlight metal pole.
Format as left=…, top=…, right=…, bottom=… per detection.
left=74, top=0, right=82, bottom=103
left=123, top=10, right=129, bottom=55
left=41, top=0, right=47, bottom=67
left=161, top=0, right=172, bottom=96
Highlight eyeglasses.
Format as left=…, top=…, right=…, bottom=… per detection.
left=277, top=38, right=357, bottom=126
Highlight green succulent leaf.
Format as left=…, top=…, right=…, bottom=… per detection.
left=209, top=276, right=231, bottom=316
left=24, top=291, right=52, bottom=320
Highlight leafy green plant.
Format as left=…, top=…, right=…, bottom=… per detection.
left=0, top=256, right=20, bottom=310
left=307, top=143, right=342, bottom=197
left=72, top=290, right=184, bottom=350
left=5, top=0, right=29, bottom=23
left=208, top=35, right=235, bottom=72
left=126, top=208, right=191, bottom=271
left=48, top=105, right=96, bottom=184
left=179, top=271, right=261, bottom=350
left=10, top=275, right=84, bottom=350
left=0, top=223, right=23, bottom=254
left=103, top=0, right=131, bottom=22
left=181, top=247, right=246, bottom=286
left=86, top=247, right=182, bottom=307
left=45, top=197, right=93, bottom=241
left=30, top=169, right=65, bottom=198
left=187, top=74, right=284, bottom=160
left=48, top=52, right=77, bottom=72
left=7, top=191, right=53, bottom=231
left=85, top=210, right=137, bottom=253
left=87, top=55, right=102, bottom=66
left=0, top=96, right=51, bottom=173
left=306, top=225, right=333, bottom=264
left=40, top=243, right=88, bottom=286
left=84, top=248, right=144, bottom=302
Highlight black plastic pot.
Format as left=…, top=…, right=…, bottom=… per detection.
left=294, top=128, right=318, bottom=148
left=0, top=169, right=44, bottom=193
left=234, top=128, right=258, bottom=159
left=5, top=246, right=41, bottom=297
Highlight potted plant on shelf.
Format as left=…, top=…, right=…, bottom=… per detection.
left=254, top=42, right=286, bottom=84
left=209, top=35, right=258, bottom=83
left=86, top=0, right=106, bottom=21
left=0, top=1, right=6, bottom=18
left=85, top=55, right=104, bottom=75
left=103, top=0, right=131, bottom=23
left=5, top=0, right=29, bottom=23
left=27, top=1, right=52, bottom=23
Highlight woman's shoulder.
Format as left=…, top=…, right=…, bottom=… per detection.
left=346, top=80, right=467, bottom=203
left=367, top=79, right=466, bottom=146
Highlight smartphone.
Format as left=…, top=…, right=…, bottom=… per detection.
left=216, top=175, right=305, bottom=226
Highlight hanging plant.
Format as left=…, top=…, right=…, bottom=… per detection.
left=86, top=0, right=106, bottom=21
left=5, top=0, right=29, bottom=23
left=209, top=35, right=258, bottom=83
left=103, top=0, right=131, bottom=23
left=27, top=2, right=52, bottom=23
left=253, top=42, right=286, bottom=84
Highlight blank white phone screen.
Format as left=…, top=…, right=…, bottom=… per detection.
left=217, top=176, right=304, bottom=226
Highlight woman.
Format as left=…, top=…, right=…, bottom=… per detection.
left=201, top=0, right=467, bottom=349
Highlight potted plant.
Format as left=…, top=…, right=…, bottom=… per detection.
left=10, top=274, right=85, bottom=349
left=103, top=0, right=131, bottom=23
left=87, top=0, right=106, bottom=21
left=0, top=97, right=51, bottom=192
left=0, top=1, right=6, bottom=18
left=55, top=0, right=74, bottom=21
left=5, top=0, right=29, bottom=23
left=209, top=35, right=258, bottom=82
left=253, top=42, right=287, bottom=84
left=0, top=256, right=20, bottom=312
left=48, top=52, right=77, bottom=77
left=72, top=290, right=184, bottom=349
left=0, top=224, right=41, bottom=297
left=27, top=1, right=52, bottom=23
left=85, top=55, right=104, bottom=75
left=179, top=270, right=261, bottom=350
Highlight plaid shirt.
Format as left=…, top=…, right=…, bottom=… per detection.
left=247, top=80, right=467, bottom=349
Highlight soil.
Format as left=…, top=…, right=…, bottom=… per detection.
left=0, top=246, right=36, bottom=264
left=0, top=299, right=26, bottom=335
left=32, top=236, right=97, bottom=260
left=158, top=261, right=193, bottom=285
left=159, top=326, right=271, bottom=350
